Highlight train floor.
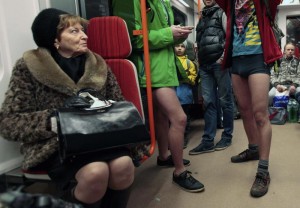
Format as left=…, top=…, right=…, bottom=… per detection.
left=127, top=118, right=300, bottom=208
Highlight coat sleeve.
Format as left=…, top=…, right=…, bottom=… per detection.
left=104, top=68, right=125, bottom=102
left=215, top=0, right=228, bottom=12
left=268, top=0, right=282, bottom=20
left=0, top=59, right=56, bottom=144
left=133, top=0, right=175, bottom=50
left=187, top=61, right=197, bottom=86
left=270, top=70, right=279, bottom=87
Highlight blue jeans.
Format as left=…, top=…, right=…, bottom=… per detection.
left=199, top=63, right=234, bottom=144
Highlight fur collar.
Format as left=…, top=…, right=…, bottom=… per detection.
left=23, top=48, right=107, bottom=95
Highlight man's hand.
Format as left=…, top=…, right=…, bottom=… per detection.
left=289, top=85, right=296, bottom=94
left=276, top=85, right=287, bottom=92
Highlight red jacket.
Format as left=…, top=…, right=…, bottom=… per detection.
left=216, top=0, right=283, bottom=69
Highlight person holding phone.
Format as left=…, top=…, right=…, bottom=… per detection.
left=112, top=0, right=204, bottom=193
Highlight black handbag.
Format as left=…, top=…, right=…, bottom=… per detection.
left=56, top=93, right=150, bottom=161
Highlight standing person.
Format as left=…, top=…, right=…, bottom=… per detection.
left=269, top=42, right=300, bottom=106
left=189, top=0, right=234, bottom=155
left=0, top=8, right=136, bottom=208
left=216, top=0, right=282, bottom=197
left=174, top=42, right=198, bottom=148
left=112, top=0, right=204, bottom=192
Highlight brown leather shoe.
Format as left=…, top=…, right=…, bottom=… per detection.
left=250, top=172, right=271, bottom=197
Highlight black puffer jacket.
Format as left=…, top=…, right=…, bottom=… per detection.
left=196, top=5, right=225, bottom=65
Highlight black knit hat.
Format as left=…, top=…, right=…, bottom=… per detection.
left=31, top=8, right=69, bottom=51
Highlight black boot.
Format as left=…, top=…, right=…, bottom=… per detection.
left=101, top=187, right=131, bottom=208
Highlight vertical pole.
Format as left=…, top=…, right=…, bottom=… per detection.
left=140, top=0, right=156, bottom=155
left=198, top=0, right=201, bottom=18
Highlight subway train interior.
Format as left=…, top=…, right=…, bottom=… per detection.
left=1, top=0, right=300, bottom=207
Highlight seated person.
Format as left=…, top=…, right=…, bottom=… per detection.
left=0, top=8, right=134, bottom=208
left=269, top=42, right=300, bottom=106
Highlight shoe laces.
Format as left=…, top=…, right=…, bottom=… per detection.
left=254, top=173, right=269, bottom=187
left=184, top=171, right=198, bottom=184
left=239, top=149, right=251, bottom=158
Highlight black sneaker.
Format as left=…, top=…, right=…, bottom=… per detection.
left=231, top=149, right=259, bottom=163
left=157, top=155, right=190, bottom=167
left=189, top=143, right=214, bottom=155
left=250, top=172, right=271, bottom=197
left=234, top=112, right=241, bottom=120
left=183, top=137, right=189, bottom=149
left=215, top=138, right=232, bottom=151
left=217, top=123, right=224, bottom=129
left=172, top=170, right=205, bottom=192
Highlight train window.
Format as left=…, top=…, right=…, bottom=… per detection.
left=286, top=16, right=300, bottom=56
left=282, top=0, right=300, bottom=5
left=38, top=0, right=112, bottom=20
left=172, top=6, right=187, bottom=26
left=80, top=0, right=112, bottom=19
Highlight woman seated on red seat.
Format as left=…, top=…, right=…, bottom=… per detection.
left=0, top=8, right=134, bottom=208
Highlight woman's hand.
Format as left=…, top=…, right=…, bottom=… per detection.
left=171, top=25, right=193, bottom=40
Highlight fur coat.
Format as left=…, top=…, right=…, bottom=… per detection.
left=0, top=48, right=124, bottom=169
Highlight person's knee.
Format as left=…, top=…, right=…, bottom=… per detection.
left=75, top=163, right=110, bottom=202
left=180, top=113, right=187, bottom=126
left=79, top=163, right=110, bottom=188
left=253, top=111, right=269, bottom=126
left=109, top=156, right=135, bottom=189
left=175, top=113, right=187, bottom=129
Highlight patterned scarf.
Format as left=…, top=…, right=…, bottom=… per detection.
left=235, top=0, right=253, bottom=34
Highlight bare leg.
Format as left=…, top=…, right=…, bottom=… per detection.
left=101, top=156, right=134, bottom=208
left=248, top=74, right=272, bottom=160
left=232, top=74, right=259, bottom=145
left=74, top=162, right=109, bottom=204
left=73, top=156, right=134, bottom=204
left=232, top=73, right=271, bottom=159
left=153, top=87, right=187, bottom=175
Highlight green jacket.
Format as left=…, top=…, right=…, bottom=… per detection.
left=113, top=0, right=183, bottom=87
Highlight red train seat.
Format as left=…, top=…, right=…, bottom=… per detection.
left=87, top=16, right=144, bottom=120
